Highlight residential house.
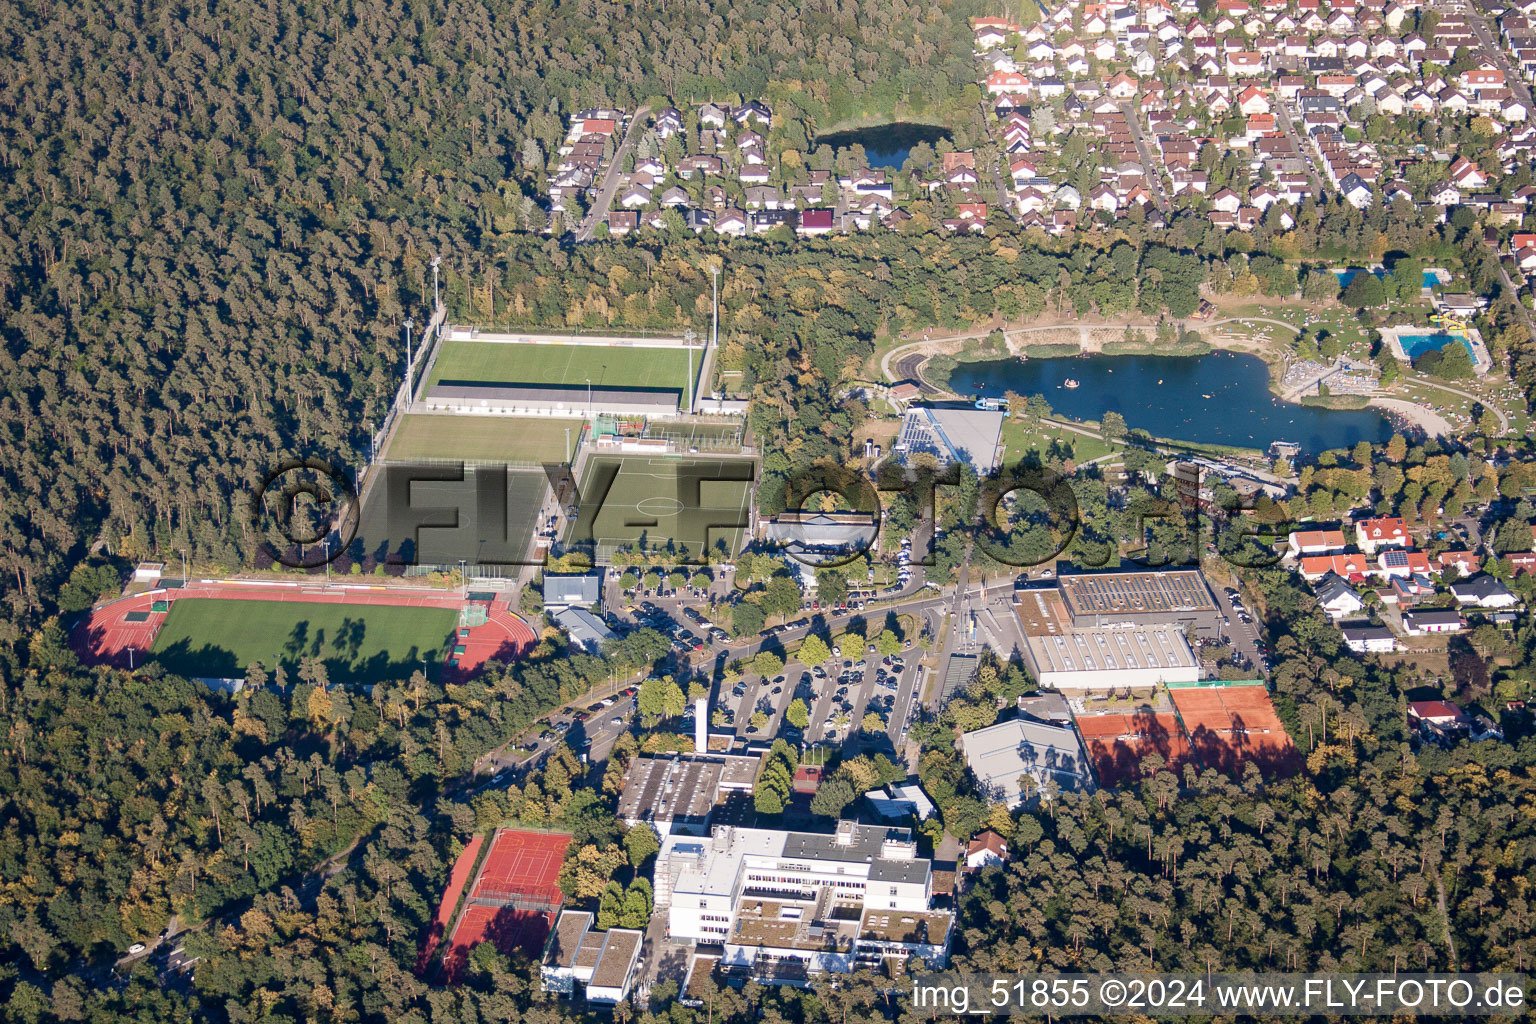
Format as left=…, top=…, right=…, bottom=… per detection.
left=1341, top=624, right=1396, bottom=654
left=1288, top=529, right=1347, bottom=557
left=966, top=831, right=1009, bottom=871
left=797, top=209, right=835, bottom=237
left=714, top=208, right=748, bottom=236
left=1449, top=575, right=1519, bottom=609
left=1402, top=609, right=1464, bottom=635
left=1315, top=573, right=1367, bottom=620
left=606, top=210, right=638, bottom=236
left=1356, top=517, right=1411, bottom=555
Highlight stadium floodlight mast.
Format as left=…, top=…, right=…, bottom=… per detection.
left=404, top=317, right=415, bottom=402
left=430, top=255, right=441, bottom=309
left=460, top=559, right=468, bottom=598
left=586, top=377, right=592, bottom=421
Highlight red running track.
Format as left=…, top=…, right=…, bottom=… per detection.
left=70, top=579, right=538, bottom=682
left=416, top=833, right=485, bottom=975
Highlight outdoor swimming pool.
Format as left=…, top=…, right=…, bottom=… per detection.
left=1334, top=267, right=1442, bottom=289
left=1397, top=333, right=1474, bottom=361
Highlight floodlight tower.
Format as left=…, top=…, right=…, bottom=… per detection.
left=430, top=255, right=442, bottom=310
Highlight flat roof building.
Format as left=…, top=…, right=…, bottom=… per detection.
left=959, top=717, right=1094, bottom=806
left=1056, top=567, right=1222, bottom=635
left=763, top=512, right=878, bottom=557
left=540, top=911, right=644, bottom=1004
left=1015, top=587, right=1199, bottom=692
left=1022, top=624, right=1199, bottom=692
left=422, top=382, right=681, bottom=418
left=544, top=571, right=604, bottom=609
left=657, top=821, right=952, bottom=981
left=895, top=405, right=1005, bottom=473
left=617, top=753, right=760, bottom=835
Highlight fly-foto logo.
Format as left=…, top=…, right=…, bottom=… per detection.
left=249, top=455, right=1302, bottom=571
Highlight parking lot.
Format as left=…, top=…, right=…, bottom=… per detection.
left=1218, top=585, right=1269, bottom=676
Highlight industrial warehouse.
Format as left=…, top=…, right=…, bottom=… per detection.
left=1056, top=567, right=1223, bottom=636
left=1013, top=570, right=1206, bottom=694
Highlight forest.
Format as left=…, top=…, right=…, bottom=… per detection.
left=6, top=0, right=1536, bottom=1021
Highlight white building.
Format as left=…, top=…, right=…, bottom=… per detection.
left=541, top=911, right=644, bottom=1004
left=894, top=405, right=1006, bottom=474
left=656, top=821, right=952, bottom=980
left=1341, top=624, right=1396, bottom=653
left=1314, top=573, right=1366, bottom=621
left=1402, top=608, right=1463, bottom=635
left=1448, top=574, right=1519, bottom=609
left=1020, top=624, right=1199, bottom=692
left=1287, top=529, right=1347, bottom=557
left=959, top=717, right=1094, bottom=806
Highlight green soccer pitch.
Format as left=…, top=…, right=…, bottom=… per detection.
left=149, top=598, right=459, bottom=685
left=385, top=414, right=576, bottom=465
left=426, top=340, right=693, bottom=401
left=569, top=455, right=755, bottom=562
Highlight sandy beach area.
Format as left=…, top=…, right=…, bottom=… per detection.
left=1369, top=397, right=1452, bottom=438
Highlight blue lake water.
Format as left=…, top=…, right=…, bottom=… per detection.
left=814, top=122, right=952, bottom=169
left=1399, top=333, right=1474, bottom=361
left=948, top=351, right=1393, bottom=454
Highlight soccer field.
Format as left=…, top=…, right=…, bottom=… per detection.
left=386, top=414, right=576, bottom=465
left=352, top=464, right=548, bottom=569
left=150, top=598, right=459, bottom=685
left=570, top=455, right=755, bottom=562
left=427, top=340, right=693, bottom=400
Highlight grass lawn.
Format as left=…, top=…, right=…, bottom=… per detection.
left=1001, top=418, right=1117, bottom=464
left=386, top=414, right=576, bottom=464
left=151, top=598, right=459, bottom=685
left=427, top=341, right=693, bottom=398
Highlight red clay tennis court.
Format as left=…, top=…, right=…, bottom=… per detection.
left=1075, top=710, right=1191, bottom=787
left=437, top=828, right=572, bottom=981
left=1169, top=684, right=1301, bottom=779
left=441, top=905, right=556, bottom=981
left=469, top=828, right=570, bottom=906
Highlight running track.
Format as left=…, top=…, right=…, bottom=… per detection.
left=71, top=579, right=537, bottom=683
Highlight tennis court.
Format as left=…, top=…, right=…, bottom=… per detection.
left=570, top=455, right=755, bottom=563
left=1169, top=684, right=1300, bottom=779
left=427, top=340, right=693, bottom=396
left=441, top=905, right=555, bottom=981
left=1074, top=710, right=1191, bottom=787
left=469, top=828, right=571, bottom=907
left=386, top=414, right=576, bottom=465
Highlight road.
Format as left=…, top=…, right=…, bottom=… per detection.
left=975, top=101, right=1016, bottom=216
left=576, top=106, right=651, bottom=242
left=1272, top=96, right=1325, bottom=197
left=1118, top=103, right=1170, bottom=213
left=1467, top=9, right=1536, bottom=110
